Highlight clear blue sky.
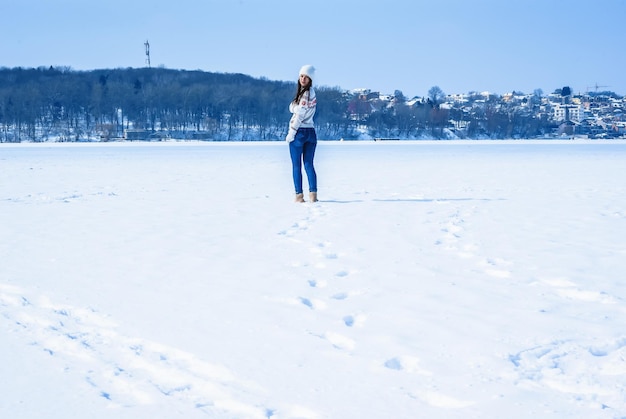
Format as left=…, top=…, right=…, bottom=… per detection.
left=2, top=0, right=624, bottom=97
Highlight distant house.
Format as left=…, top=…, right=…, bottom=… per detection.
left=552, top=103, right=583, bottom=122
left=124, top=129, right=152, bottom=141
left=124, top=129, right=169, bottom=141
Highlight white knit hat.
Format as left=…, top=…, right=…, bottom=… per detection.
left=299, top=64, right=315, bottom=82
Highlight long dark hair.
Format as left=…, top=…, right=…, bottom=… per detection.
left=292, top=78, right=312, bottom=104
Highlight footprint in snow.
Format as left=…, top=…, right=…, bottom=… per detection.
left=342, top=313, right=366, bottom=328
left=383, top=355, right=431, bottom=375
left=299, top=297, right=327, bottom=310
left=308, top=279, right=328, bottom=288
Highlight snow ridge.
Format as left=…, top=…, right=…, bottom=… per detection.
left=0, top=283, right=273, bottom=418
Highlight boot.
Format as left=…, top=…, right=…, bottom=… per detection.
left=309, top=192, right=318, bottom=203
left=295, top=193, right=305, bottom=203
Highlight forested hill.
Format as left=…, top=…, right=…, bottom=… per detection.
left=0, top=66, right=347, bottom=141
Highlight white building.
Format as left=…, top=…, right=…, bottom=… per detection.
left=552, top=103, right=584, bottom=122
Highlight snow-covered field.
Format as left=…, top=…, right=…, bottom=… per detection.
left=1, top=140, right=625, bottom=419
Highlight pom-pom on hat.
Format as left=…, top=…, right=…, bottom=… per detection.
left=299, top=65, right=315, bottom=82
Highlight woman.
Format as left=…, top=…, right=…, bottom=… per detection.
left=286, top=65, right=318, bottom=203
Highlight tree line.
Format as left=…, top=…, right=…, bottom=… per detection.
left=0, top=66, right=582, bottom=142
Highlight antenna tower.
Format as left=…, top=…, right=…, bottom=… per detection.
left=144, top=40, right=151, bottom=68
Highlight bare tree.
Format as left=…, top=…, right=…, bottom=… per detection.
left=428, top=86, right=445, bottom=105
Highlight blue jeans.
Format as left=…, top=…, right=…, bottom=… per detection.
left=289, top=128, right=317, bottom=194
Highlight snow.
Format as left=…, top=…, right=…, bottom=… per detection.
left=1, top=140, right=626, bottom=418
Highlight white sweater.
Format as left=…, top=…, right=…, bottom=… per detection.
left=286, top=88, right=316, bottom=142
